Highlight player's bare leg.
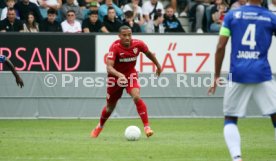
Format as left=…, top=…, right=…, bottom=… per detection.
left=129, top=88, right=153, bottom=138
left=91, top=103, right=117, bottom=138
left=270, top=113, right=276, bottom=141
left=224, top=116, right=242, bottom=161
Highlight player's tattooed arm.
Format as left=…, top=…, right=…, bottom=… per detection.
left=144, top=51, right=162, bottom=76
left=208, top=35, right=229, bottom=95
left=106, top=59, right=127, bottom=83
left=4, top=58, right=24, bottom=88
left=214, top=36, right=229, bottom=78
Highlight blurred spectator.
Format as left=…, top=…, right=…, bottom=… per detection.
left=39, top=8, right=62, bottom=31
left=170, top=0, right=189, bottom=17
left=77, top=0, right=88, bottom=8
left=98, top=0, right=104, bottom=5
left=115, top=0, right=128, bottom=8
left=145, top=10, right=165, bottom=33
left=262, top=0, right=268, bottom=8
left=117, top=0, right=143, bottom=7
left=80, top=1, right=99, bottom=18
left=230, top=0, right=246, bottom=9
left=61, top=0, right=83, bottom=21
left=102, top=6, right=122, bottom=32
left=14, top=0, right=43, bottom=23
left=62, top=0, right=79, bottom=5
left=1, top=0, right=19, bottom=20
left=82, top=10, right=108, bottom=32
left=123, top=0, right=144, bottom=25
left=0, top=8, right=23, bottom=32
left=98, top=0, right=123, bottom=22
left=88, top=1, right=99, bottom=11
left=38, top=0, right=62, bottom=18
left=163, top=5, right=185, bottom=32
left=61, top=10, right=82, bottom=32
left=123, top=10, right=141, bottom=32
left=269, top=0, right=276, bottom=14
left=210, top=0, right=228, bottom=32
left=77, top=0, right=100, bottom=8
left=0, top=1, right=6, bottom=8
left=29, top=0, right=40, bottom=6
left=23, top=12, right=39, bottom=32
left=142, top=0, right=164, bottom=22
left=0, top=2, right=4, bottom=19
left=189, top=0, right=211, bottom=33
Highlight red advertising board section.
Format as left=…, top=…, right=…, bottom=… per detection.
left=96, top=35, right=229, bottom=73
left=96, top=35, right=276, bottom=73
left=0, top=33, right=95, bottom=71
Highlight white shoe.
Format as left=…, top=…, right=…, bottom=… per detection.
left=196, top=28, right=204, bottom=33
left=179, top=11, right=187, bottom=17
left=233, top=156, right=242, bottom=161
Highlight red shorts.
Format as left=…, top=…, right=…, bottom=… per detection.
left=106, top=73, right=140, bottom=104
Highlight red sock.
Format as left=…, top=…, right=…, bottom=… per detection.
left=99, top=106, right=111, bottom=127
left=135, top=99, right=149, bottom=127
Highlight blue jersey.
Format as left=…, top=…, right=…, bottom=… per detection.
left=0, top=55, right=6, bottom=63
left=222, top=5, right=276, bottom=83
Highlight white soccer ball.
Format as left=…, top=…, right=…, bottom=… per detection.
left=124, top=125, right=141, bottom=141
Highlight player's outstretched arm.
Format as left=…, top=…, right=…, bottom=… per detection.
left=208, top=35, right=229, bottom=95
left=144, top=51, right=162, bottom=76
left=4, top=58, right=24, bottom=88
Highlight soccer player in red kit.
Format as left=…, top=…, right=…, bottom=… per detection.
left=91, top=25, right=162, bottom=138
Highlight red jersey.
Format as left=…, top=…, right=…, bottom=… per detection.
left=107, top=39, right=149, bottom=77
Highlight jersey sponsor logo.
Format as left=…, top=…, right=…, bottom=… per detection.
left=237, top=50, right=260, bottom=59
left=236, top=11, right=272, bottom=22
left=107, top=52, right=114, bottom=58
left=234, top=11, right=242, bottom=19
left=133, top=48, right=138, bottom=55
left=119, top=57, right=137, bottom=62
left=233, top=11, right=271, bottom=22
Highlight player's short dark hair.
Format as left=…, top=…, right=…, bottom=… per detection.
left=165, top=4, right=174, bottom=10
left=47, top=8, right=57, bottom=15
left=119, top=25, right=131, bottom=32
left=108, top=6, right=114, bottom=11
left=5, top=0, right=16, bottom=2
left=88, top=10, right=98, bottom=16
left=67, top=10, right=76, bottom=14
left=124, top=11, right=134, bottom=19
left=7, top=7, right=16, bottom=12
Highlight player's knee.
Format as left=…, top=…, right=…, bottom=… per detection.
left=132, top=95, right=141, bottom=103
left=106, top=107, right=114, bottom=113
left=106, top=104, right=116, bottom=113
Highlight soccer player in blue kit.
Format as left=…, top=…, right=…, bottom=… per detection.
left=208, top=0, right=276, bottom=160
left=0, top=55, right=24, bottom=88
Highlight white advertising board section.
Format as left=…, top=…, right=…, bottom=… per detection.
left=96, top=35, right=276, bottom=73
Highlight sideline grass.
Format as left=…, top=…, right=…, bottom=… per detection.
left=0, top=118, right=275, bottom=161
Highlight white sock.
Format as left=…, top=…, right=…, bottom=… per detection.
left=224, top=124, right=241, bottom=160
left=274, top=128, right=276, bottom=141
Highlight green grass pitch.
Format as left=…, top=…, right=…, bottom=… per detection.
left=0, top=118, right=275, bottom=161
